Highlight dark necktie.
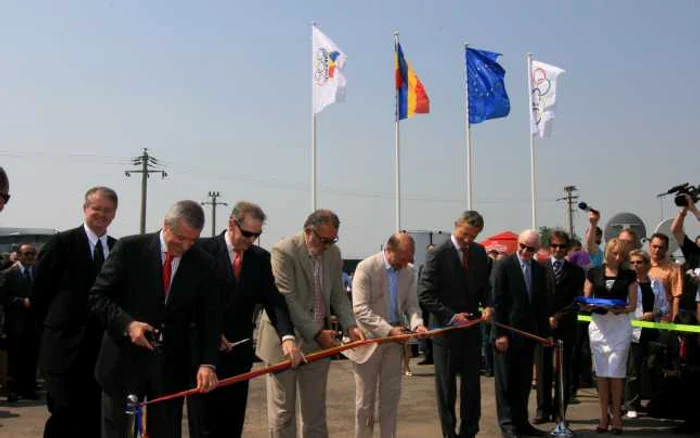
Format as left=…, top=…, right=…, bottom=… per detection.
left=94, top=239, right=105, bottom=270
left=553, top=260, right=563, bottom=285
left=163, top=252, right=174, bottom=298
left=24, top=268, right=32, bottom=286
left=462, top=248, right=469, bottom=272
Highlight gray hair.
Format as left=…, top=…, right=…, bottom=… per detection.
left=165, top=200, right=205, bottom=230
left=84, top=186, right=119, bottom=208
left=455, top=210, right=484, bottom=229
left=230, top=201, right=266, bottom=223
left=304, top=209, right=340, bottom=230
left=0, top=167, right=8, bottom=193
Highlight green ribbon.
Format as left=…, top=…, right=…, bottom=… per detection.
left=578, top=315, right=700, bottom=333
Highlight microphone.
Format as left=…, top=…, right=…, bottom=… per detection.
left=578, top=202, right=599, bottom=215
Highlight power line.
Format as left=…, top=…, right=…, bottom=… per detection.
left=556, top=185, right=579, bottom=238
left=124, top=149, right=168, bottom=234
left=201, top=191, right=228, bottom=237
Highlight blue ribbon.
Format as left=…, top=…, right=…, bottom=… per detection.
left=575, top=297, right=626, bottom=308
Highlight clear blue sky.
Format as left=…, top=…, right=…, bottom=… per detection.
left=1, top=0, right=699, bottom=257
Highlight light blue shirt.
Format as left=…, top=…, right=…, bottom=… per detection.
left=382, top=251, right=401, bottom=324
left=589, top=246, right=604, bottom=269
left=516, top=253, right=532, bottom=300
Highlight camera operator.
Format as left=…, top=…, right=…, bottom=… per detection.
left=670, top=194, right=700, bottom=319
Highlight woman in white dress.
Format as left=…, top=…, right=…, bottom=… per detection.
left=583, top=238, right=637, bottom=434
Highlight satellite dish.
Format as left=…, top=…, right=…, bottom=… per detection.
left=603, top=212, right=646, bottom=248
left=654, top=218, right=680, bottom=254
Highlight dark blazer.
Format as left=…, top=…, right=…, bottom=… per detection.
left=32, top=226, right=116, bottom=373
left=197, top=232, right=294, bottom=376
left=490, top=254, right=551, bottom=345
left=89, top=232, right=220, bottom=395
left=418, top=238, right=490, bottom=328
left=541, top=258, right=584, bottom=343
left=0, top=265, right=34, bottom=337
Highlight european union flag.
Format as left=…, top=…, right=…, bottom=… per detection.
left=466, top=47, right=510, bottom=124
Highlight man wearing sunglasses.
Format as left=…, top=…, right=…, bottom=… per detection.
left=0, top=166, right=9, bottom=213
left=533, top=231, right=584, bottom=425
left=491, top=229, right=552, bottom=438
left=188, top=201, right=303, bottom=438
left=256, top=209, right=363, bottom=438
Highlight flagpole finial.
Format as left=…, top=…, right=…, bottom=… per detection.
left=464, top=42, right=469, bottom=48
left=393, top=30, right=399, bottom=36
left=311, top=20, right=318, bottom=27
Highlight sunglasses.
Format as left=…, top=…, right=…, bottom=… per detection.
left=20, top=251, right=37, bottom=256
left=235, top=220, right=261, bottom=239
left=311, top=228, right=339, bottom=245
left=550, top=243, right=568, bottom=249
left=518, top=243, right=536, bottom=253
left=0, top=193, right=10, bottom=203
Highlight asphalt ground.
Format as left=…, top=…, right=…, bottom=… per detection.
left=0, top=357, right=686, bottom=438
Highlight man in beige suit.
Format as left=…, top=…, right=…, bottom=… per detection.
left=256, top=209, right=363, bottom=438
left=352, top=232, right=427, bottom=438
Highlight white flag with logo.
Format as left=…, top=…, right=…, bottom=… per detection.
left=312, top=25, right=347, bottom=114
left=530, top=60, right=565, bottom=138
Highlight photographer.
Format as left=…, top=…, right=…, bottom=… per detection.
left=670, top=194, right=700, bottom=319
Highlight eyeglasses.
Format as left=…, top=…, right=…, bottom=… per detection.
left=518, top=243, right=536, bottom=253
left=550, top=244, right=568, bottom=249
left=311, top=228, right=339, bottom=245
left=0, top=193, right=10, bottom=203
left=235, top=220, right=261, bottom=239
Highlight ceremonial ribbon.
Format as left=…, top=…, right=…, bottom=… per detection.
left=576, top=315, right=700, bottom=333
left=492, top=321, right=555, bottom=347
left=140, top=318, right=482, bottom=408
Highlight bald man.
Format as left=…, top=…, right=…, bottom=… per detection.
left=491, top=230, right=551, bottom=438
left=351, top=232, right=427, bottom=438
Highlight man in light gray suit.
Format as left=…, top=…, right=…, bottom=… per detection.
left=352, top=232, right=427, bottom=438
left=256, top=209, right=364, bottom=438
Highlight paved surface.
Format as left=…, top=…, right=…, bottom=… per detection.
left=0, top=357, right=684, bottom=437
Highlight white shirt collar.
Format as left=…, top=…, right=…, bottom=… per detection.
left=84, top=223, right=107, bottom=246
left=382, top=250, right=394, bottom=271
left=551, top=256, right=565, bottom=266
left=451, top=234, right=466, bottom=254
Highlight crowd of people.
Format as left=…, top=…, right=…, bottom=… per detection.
left=0, top=163, right=699, bottom=438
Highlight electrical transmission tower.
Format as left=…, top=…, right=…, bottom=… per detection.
left=201, top=191, right=228, bottom=237
left=125, top=148, right=168, bottom=234
left=556, top=185, right=579, bottom=238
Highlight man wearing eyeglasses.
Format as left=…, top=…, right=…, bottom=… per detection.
left=256, top=209, right=364, bottom=438
left=491, top=229, right=552, bottom=438
left=533, top=231, right=584, bottom=425
left=0, top=243, right=39, bottom=403
left=0, top=166, right=9, bottom=213
left=32, top=186, right=118, bottom=438
left=187, top=201, right=303, bottom=438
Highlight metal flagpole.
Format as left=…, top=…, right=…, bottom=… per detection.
left=311, top=22, right=318, bottom=212
left=394, top=31, right=401, bottom=231
left=465, top=43, right=474, bottom=210
left=527, top=52, right=537, bottom=229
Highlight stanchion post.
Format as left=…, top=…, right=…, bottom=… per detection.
left=125, top=394, right=139, bottom=438
left=550, top=339, right=574, bottom=437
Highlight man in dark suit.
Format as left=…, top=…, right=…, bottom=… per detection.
left=491, top=229, right=552, bottom=438
left=89, top=200, right=220, bottom=438
left=419, top=211, right=493, bottom=438
left=187, top=201, right=303, bottom=438
left=533, top=231, right=584, bottom=424
left=1, top=243, right=39, bottom=402
left=32, top=186, right=118, bottom=437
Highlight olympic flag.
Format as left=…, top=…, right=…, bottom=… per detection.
left=312, top=25, right=347, bottom=114
left=529, top=60, right=565, bottom=138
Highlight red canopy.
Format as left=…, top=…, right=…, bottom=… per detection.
left=480, top=231, right=518, bottom=255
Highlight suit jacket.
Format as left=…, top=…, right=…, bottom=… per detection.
left=418, top=239, right=490, bottom=328
left=352, top=252, right=423, bottom=343
left=256, top=232, right=355, bottom=363
left=88, top=232, right=220, bottom=395
left=490, top=254, right=551, bottom=346
left=197, top=232, right=294, bottom=376
left=541, top=258, right=584, bottom=343
left=32, top=225, right=116, bottom=373
left=0, top=265, right=34, bottom=337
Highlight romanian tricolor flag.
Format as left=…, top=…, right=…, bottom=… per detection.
left=395, top=42, right=430, bottom=120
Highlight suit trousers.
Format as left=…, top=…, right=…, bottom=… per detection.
left=352, top=343, right=403, bottom=438
left=535, top=341, right=573, bottom=420
left=494, top=340, right=536, bottom=434
left=6, top=328, right=39, bottom=395
left=43, top=344, right=102, bottom=438
left=433, top=328, right=481, bottom=438
left=265, top=357, right=330, bottom=438
left=187, top=360, right=252, bottom=438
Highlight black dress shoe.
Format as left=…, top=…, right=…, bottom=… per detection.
left=21, top=391, right=39, bottom=400
left=417, top=358, right=434, bottom=365
left=7, top=392, right=19, bottom=403
left=518, top=424, right=548, bottom=437
left=532, top=415, right=549, bottom=425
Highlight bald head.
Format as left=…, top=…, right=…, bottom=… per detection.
left=385, top=232, right=415, bottom=269
left=517, top=229, right=540, bottom=261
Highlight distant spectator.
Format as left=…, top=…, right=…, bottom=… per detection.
left=0, top=166, right=9, bottom=213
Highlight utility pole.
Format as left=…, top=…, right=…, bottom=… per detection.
left=125, top=148, right=167, bottom=234
left=201, top=191, right=228, bottom=237
left=556, top=185, right=579, bottom=238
